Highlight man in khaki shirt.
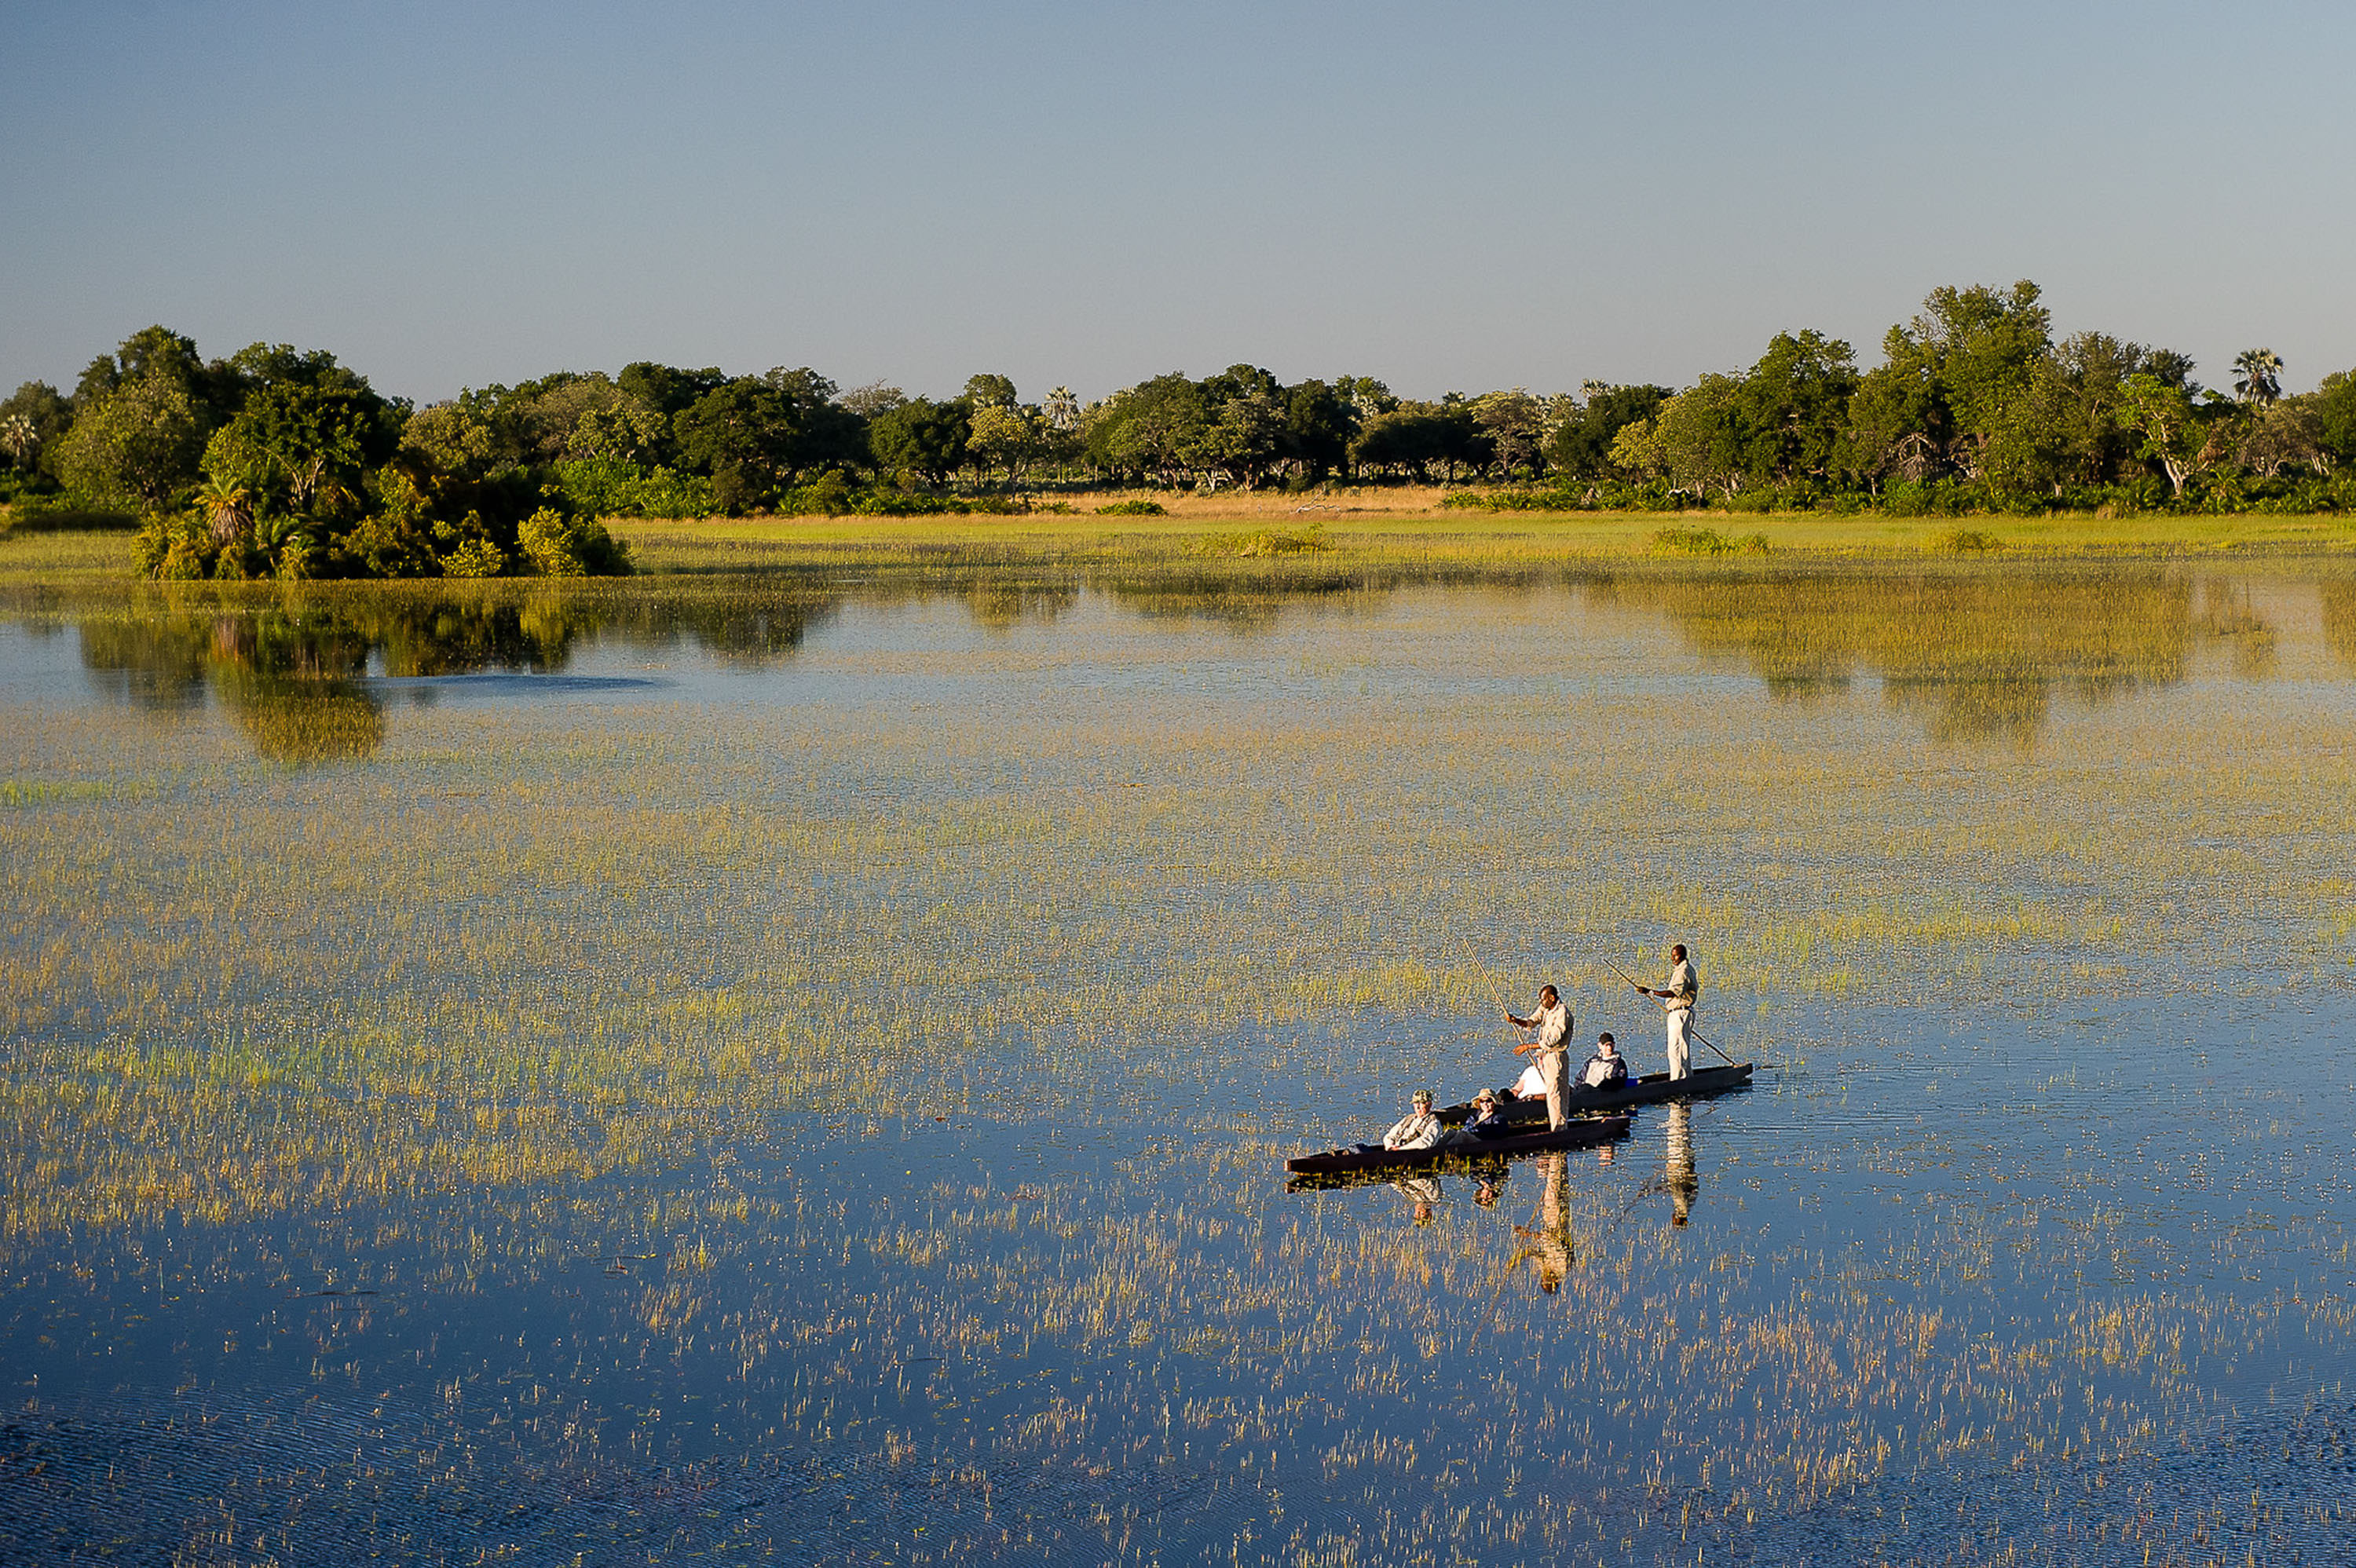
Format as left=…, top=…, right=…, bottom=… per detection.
left=1507, top=984, right=1572, bottom=1128
left=1633, top=943, right=1699, bottom=1080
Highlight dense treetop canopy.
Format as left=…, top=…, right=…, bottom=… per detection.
left=6, top=280, right=2356, bottom=580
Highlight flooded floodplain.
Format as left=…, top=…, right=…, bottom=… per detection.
left=2, top=561, right=2354, bottom=1565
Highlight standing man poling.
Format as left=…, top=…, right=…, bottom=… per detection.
left=1507, top=984, right=1572, bottom=1129
left=1631, top=943, right=1699, bottom=1081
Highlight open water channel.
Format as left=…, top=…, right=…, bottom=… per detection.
left=2, top=561, right=2352, bottom=1565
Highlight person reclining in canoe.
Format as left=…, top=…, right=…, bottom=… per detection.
left=1448, top=1089, right=1512, bottom=1146
left=1579, top=1033, right=1629, bottom=1091
left=1381, top=1090, right=1445, bottom=1151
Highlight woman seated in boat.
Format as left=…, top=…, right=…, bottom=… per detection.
left=1579, top=1033, right=1629, bottom=1091
left=1452, top=1090, right=1511, bottom=1143
left=1381, top=1090, right=1445, bottom=1151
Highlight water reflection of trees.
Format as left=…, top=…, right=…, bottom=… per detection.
left=1618, top=570, right=2215, bottom=744
left=596, top=588, right=844, bottom=665
left=81, top=609, right=388, bottom=764
left=2320, top=581, right=2356, bottom=675
left=68, top=582, right=857, bottom=762
left=1102, top=570, right=1375, bottom=634
left=964, top=577, right=1080, bottom=631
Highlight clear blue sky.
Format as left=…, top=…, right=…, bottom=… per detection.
left=5, top=1, right=2351, bottom=404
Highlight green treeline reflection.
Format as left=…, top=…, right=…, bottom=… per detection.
left=1610, top=569, right=2252, bottom=745
left=2321, top=582, right=2356, bottom=676
left=49, top=567, right=2337, bottom=762
left=73, top=583, right=850, bottom=762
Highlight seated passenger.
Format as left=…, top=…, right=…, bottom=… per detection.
left=1579, top=1033, right=1630, bottom=1091
left=1455, top=1090, right=1511, bottom=1142
left=1509, top=1060, right=1549, bottom=1099
left=1382, top=1090, right=1445, bottom=1151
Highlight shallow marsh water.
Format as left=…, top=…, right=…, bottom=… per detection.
left=2, top=562, right=2354, bottom=1565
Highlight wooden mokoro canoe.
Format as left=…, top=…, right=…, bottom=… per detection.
left=1284, top=1113, right=1631, bottom=1176
left=1440, top=1062, right=1754, bottom=1124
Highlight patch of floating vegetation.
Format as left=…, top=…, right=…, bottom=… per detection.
left=0, top=779, right=115, bottom=806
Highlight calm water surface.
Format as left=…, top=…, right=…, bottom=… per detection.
left=2, top=564, right=2353, bottom=1566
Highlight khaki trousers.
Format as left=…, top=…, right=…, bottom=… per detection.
left=1666, top=1007, right=1692, bottom=1080
left=1539, top=1050, right=1570, bottom=1128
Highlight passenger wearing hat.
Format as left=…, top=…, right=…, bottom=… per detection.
left=1445, top=1089, right=1510, bottom=1146
left=1579, top=1033, right=1629, bottom=1091
left=1381, top=1090, right=1445, bottom=1151
left=1462, top=1090, right=1510, bottom=1140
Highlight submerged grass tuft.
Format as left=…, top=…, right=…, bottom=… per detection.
left=1189, top=521, right=1328, bottom=557
left=1939, top=527, right=2007, bottom=554
left=1651, top=525, right=1770, bottom=557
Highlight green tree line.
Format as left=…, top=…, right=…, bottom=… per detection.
left=8, top=280, right=2356, bottom=579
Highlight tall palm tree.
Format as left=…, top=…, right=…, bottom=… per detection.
left=2232, top=348, right=2284, bottom=407
left=1, top=411, right=37, bottom=471
left=192, top=473, right=254, bottom=546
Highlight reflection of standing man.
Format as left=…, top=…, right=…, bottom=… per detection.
left=1632, top=943, right=1698, bottom=1080
left=1664, top=1102, right=1698, bottom=1227
left=1512, top=1152, right=1575, bottom=1292
left=1506, top=985, right=1572, bottom=1129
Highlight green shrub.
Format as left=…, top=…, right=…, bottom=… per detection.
left=1096, top=499, right=1166, bottom=516
left=785, top=469, right=858, bottom=517
left=1440, top=487, right=1588, bottom=512
left=1190, top=523, right=1327, bottom=557
left=709, top=462, right=770, bottom=517
left=441, top=539, right=507, bottom=578
left=1878, top=479, right=1972, bottom=518
left=551, top=455, right=714, bottom=519
left=1651, top=526, right=1728, bottom=555
left=1939, top=528, right=2005, bottom=554
left=851, top=489, right=968, bottom=517
left=1647, top=526, right=1770, bottom=557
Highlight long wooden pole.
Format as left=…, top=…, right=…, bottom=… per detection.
left=1464, top=937, right=1530, bottom=1045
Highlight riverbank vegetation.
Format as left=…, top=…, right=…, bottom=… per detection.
left=12, top=499, right=2355, bottom=598
left=7, top=282, right=2356, bottom=585
left=2, top=331, right=629, bottom=583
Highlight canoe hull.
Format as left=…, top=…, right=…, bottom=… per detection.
left=1284, top=1113, right=1631, bottom=1176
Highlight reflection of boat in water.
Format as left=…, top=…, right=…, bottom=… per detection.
left=1432, top=1062, right=1754, bottom=1124
left=1284, top=1114, right=1630, bottom=1178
